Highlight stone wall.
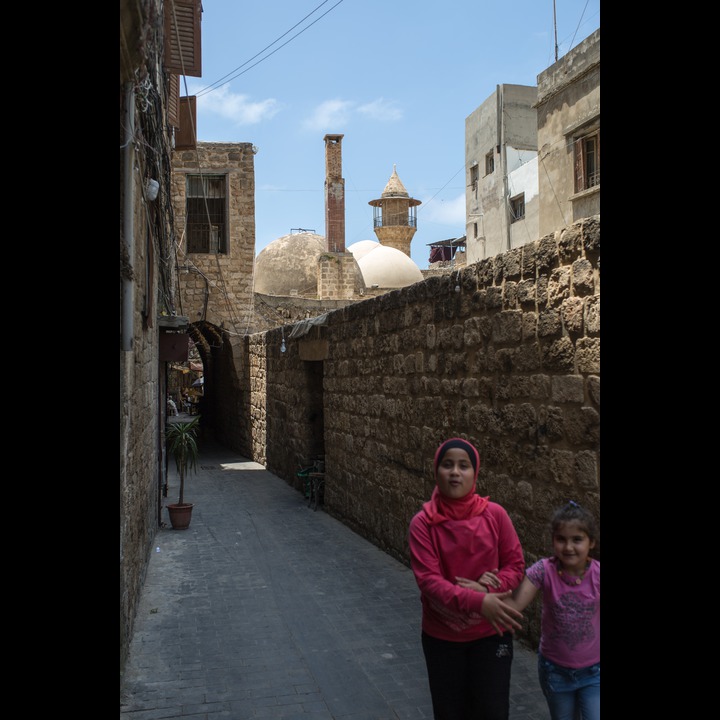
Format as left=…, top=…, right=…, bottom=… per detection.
left=171, top=143, right=257, bottom=329
left=236, top=215, right=599, bottom=648
left=120, top=46, right=169, bottom=673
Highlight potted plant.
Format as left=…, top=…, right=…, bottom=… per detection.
left=165, top=416, right=201, bottom=530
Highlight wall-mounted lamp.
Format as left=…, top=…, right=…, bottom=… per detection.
left=280, top=327, right=286, bottom=353
left=145, top=178, right=159, bottom=201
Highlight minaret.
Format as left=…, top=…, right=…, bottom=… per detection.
left=324, top=134, right=345, bottom=253
left=368, top=165, right=421, bottom=257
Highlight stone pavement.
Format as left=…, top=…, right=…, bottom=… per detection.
left=120, top=435, right=550, bottom=720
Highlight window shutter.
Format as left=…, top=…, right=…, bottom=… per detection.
left=175, top=96, right=197, bottom=149
left=164, top=0, right=202, bottom=77
left=574, top=137, right=585, bottom=193
left=168, top=74, right=180, bottom=129
left=596, top=131, right=600, bottom=181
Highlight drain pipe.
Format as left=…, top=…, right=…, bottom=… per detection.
left=122, top=81, right=135, bottom=351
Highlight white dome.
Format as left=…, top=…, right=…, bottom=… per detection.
left=357, top=245, right=423, bottom=288
left=347, top=239, right=380, bottom=260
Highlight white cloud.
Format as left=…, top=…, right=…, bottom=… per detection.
left=303, top=99, right=354, bottom=131
left=420, top=193, right=466, bottom=225
left=303, top=97, right=402, bottom=130
left=194, top=84, right=281, bottom=125
left=357, top=98, right=403, bottom=121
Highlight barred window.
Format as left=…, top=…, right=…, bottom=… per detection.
left=186, top=175, right=227, bottom=254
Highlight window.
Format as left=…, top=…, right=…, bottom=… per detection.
left=574, top=129, right=600, bottom=192
left=510, top=193, right=525, bottom=223
left=186, top=175, right=227, bottom=254
left=473, top=222, right=478, bottom=238
left=485, top=150, right=494, bottom=175
left=470, top=164, right=479, bottom=190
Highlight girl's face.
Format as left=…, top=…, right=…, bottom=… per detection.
left=436, top=448, right=476, bottom=500
left=552, top=520, right=595, bottom=574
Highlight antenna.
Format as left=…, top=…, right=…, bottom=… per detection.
left=553, top=0, right=558, bottom=62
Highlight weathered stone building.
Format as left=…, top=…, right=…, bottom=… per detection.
left=120, top=0, right=202, bottom=678
left=536, top=28, right=600, bottom=237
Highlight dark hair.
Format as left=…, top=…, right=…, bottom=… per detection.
left=551, top=501, right=599, bottom=552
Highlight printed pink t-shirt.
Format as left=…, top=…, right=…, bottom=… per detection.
left=526, top=557, right=600, bottom=668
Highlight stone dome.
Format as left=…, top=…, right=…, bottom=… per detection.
left=356, top=244, right=423, bottom=288
left=254, top=232, right=326, bottom=297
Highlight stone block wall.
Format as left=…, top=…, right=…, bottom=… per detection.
left=119, top=330, right=160, bottom=671
left=120, top=124, right=164, bottom=676
left=171, top=143, right=256, bottom=329
left=240, top=215, right=600, bottom=648
left=317, top=253, right=365, bottom=300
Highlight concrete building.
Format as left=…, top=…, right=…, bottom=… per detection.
left=464, top=28, right=600, bottom=262
left=535, top=28, right=600, bottom=237
left=464, top=84, right=539, bottom=264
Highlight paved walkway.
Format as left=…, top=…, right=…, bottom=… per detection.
left=120, top=435, right=549, bottom=720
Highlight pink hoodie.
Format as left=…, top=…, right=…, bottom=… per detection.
left=408, top=439, right=525, bottom=641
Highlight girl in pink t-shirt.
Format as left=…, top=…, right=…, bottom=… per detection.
left=504, top=501, right=600, bottom=720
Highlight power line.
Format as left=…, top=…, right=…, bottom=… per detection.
left=196, top=0, right=345, bottom=97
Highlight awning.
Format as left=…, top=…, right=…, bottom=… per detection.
left=427, top=236, right=466, bottom=248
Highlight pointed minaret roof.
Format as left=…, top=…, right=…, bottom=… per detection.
left=381, top=164, right=409, bottom=198
left=369, top=164, right=421, bottom=209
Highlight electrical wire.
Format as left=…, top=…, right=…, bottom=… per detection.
left=195, top=0, right=345, bottom=97
left=168, top=0, right=248, bottom=337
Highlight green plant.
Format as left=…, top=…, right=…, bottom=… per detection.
left=166, top=416, right=201, bottom=505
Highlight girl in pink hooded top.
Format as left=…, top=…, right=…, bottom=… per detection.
left=408, top=437, right=525, bottom=720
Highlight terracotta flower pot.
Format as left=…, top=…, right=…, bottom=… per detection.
left=167, top=503, right=194, bottom=530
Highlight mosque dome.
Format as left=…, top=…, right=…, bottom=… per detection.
left=254, top=231, right=366, bottom=297
left=254, top=232, right=326, bottom=297
left=355, top=244, right=423, bottom=288
left=346, top=239, right=380, bottom=261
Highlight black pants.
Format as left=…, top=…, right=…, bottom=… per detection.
left=421, top=631, right=514, bottom=720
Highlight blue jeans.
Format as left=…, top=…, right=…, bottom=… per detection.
left=538, top=653, right=600, bottom=720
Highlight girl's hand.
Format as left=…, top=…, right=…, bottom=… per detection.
left=456, top=568, right=501, bottom=593
left=456, top=576, right=484, bottom=592
left=479, top=591, right=524, bottom=635
left=478, top=569, right=501, bottom=590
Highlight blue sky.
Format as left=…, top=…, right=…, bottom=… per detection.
left=186, top=0, right=600, bottom=269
